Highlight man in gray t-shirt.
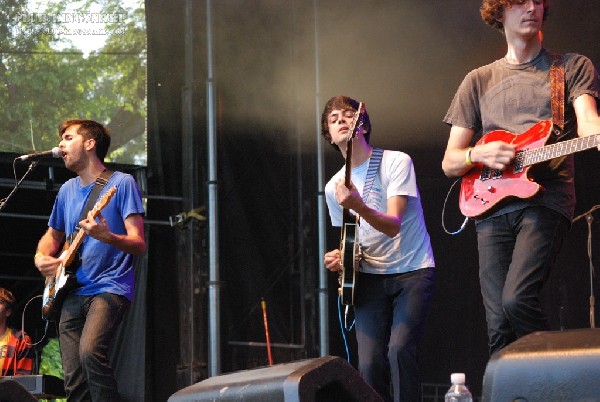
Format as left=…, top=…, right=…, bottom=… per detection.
left=442, top=0, right=600, bottom=356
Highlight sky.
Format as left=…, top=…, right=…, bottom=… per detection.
left=27, top=0, right=142, bottom=57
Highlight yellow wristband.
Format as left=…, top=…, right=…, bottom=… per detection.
left=465, top=147, right=474, bottom=166
left=34, top=252, right=44, bottom=260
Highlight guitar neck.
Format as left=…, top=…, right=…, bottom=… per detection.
left=523, top=133, right=600, bottom=166
left=62, top=229, right=86, bottom=267
left=340, top=102, right=364, bottom=226
left=342, top=129, right=355, bottom=224
left=344, top=135, right=353, bottom=187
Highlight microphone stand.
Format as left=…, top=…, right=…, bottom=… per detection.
left=0, top=160, right=39, bottom=213
left=573, top=204, right=600, bottom=329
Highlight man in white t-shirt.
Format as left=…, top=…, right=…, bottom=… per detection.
left=322, top=95, right=435, bottom=402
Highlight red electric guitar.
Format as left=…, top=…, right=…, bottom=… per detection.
left=338, top=102, right=365, bottom=307
left=460, top=120, right=600, bottom=218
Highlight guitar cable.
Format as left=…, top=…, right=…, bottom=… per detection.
left=442, top=178, right=470, bottom=235
left=12, top=294, right=49, bottom=376
left=21, top=294, right=50, bottom=349
left=337, top=295, right=354, bottom=365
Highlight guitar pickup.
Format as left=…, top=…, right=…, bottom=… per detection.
left=513, top=150, right=525, bottom=173
left=480, top=167, right=491, bottom=181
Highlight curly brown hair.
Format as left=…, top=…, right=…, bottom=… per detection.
left=480, top=0, right=550, bottom=31
left=0, top=288, right=16, bottom=312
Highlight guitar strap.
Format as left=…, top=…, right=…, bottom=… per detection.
left=362, top=147, right=383, bottom=203
left=549, top=52, right=565, bottom=136
left=348, top=147, right=382, bottom=275
left=69, top=169, right=113, bottom=244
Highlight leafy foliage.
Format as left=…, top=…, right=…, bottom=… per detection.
left=39, top=337, right=66, bottom=402
left=0, top=0, right=146, bottom=165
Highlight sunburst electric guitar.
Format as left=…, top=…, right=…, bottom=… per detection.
left=460, top=120, right=600, bottom=218
left=339, top=102, right=366, bottom=307
left=41, top=186, right=117, bottom=321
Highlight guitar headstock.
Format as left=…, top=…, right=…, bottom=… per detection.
left=91, top=186, right=117, bottom=217
left=347, top=102, right=366, bottom=142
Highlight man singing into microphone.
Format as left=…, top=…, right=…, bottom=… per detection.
left=34, top=119, right=145, bottom=401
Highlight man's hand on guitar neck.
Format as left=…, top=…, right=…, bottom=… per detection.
left=79, top=210, right=146, bottom=255
left=79, top=210, right=112, bottom=243
left=335, top=178, right=405, bottom=238
left=335, top=179, right=363, bottom=212
left=324, top=249, right=342, bottom=272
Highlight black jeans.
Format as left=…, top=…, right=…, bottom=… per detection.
left=59, top=293, right=130, bottom=401
left=354, top=268, right=435, bottom=402
left=475, top=206, right=569, bottom=355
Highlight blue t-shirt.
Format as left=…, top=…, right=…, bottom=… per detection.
left=48, top=171, right=145, bottom=301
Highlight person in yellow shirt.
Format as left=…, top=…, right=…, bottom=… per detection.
left=0, top=288, right=33, bottom=376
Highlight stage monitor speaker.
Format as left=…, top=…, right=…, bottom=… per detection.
left=0, top=378, right=37, bottom=402
left=482, top=328, right=600, bottom=401
left=168, top=355, right=382, bottom=402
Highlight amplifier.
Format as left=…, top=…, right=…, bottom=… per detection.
left=1, top=374, right=66, bottom=399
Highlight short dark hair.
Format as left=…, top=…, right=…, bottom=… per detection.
left=0, top=288, right=16, bottom=313
left=59, top=119, right=112, bottom=160
left=320, top=95, right=371, bottom=151
left=480, top=0, right=550, bottom=31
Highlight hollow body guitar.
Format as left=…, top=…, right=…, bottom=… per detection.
left=459, top=120, right=600, bottom=218
left=339, top=103, right=365, bottom=307
left=41, top=186, right=117, bottom=321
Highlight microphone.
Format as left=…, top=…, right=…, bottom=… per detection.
left=18, top=147, right=62, bottom=161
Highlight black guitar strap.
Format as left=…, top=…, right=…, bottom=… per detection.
left=549, top=52, right=565, bottom=136
left=69, top=169, right=113, bottom=243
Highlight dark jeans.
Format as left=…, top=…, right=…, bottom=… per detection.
left=354, top=268, right=435, bottom=402
left=59, top=293, right=130, bottom=401
left=475, top=206, right=569, bottom=356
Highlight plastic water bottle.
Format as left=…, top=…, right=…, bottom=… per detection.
left=444, top=373, right=473, bottom=402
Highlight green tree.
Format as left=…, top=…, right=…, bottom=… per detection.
left=39, top=337, right=66, bottom=402
left=0, top=0, right=146, bottom=165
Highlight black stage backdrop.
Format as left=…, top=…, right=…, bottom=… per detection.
left=0, top=1, right=598, bottom=401
left=144, top=0, right=600, bottom=399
